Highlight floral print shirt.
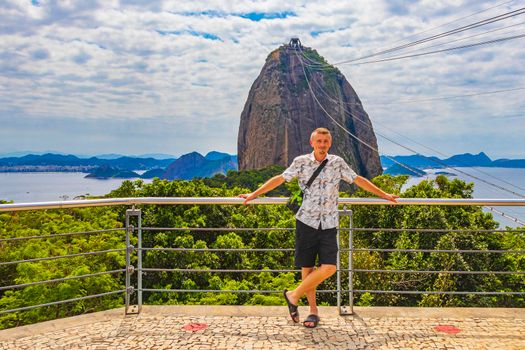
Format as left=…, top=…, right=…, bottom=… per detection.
left=282, top=152, right=358, bottom=229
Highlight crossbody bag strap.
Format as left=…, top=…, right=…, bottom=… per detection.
left=305, top=158, right=328, bottom=189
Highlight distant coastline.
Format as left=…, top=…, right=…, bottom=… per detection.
left=382, top=152, right=525, bottom=177
left=1, top=151, right=525, bottom=180
left=0, top=151, right=237, bottom=180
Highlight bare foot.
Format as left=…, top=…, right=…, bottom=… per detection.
left=303, top=313, right=320, bottom=328
left=286, top=290, right=299, bottom=306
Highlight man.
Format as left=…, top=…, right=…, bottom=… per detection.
left=239, top=127, right=398, bottom=328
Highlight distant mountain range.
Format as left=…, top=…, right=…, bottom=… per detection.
left=160, top=152, right=237, bottom=180
left=0, top=154, right=175, bottom=171
left=0, top=151, right=237, bottom=180
left=1, top=151, right=524, bottom=179
left=0, top=151, right=177, bottom=159
left=381, top=152, right=525, bottom=176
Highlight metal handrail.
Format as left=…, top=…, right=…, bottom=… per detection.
left=0, top=269, right=126, bottom=291
left=0, top=248, right=127, bottom=266
left=352, top=290, right=525, bottom=295
left=142, top=268, right=300, bottom=273
left=1, top=197, right=525, bottom=212
left=141, top=227, right=294, bottom=232
left=141, top=288, right=336, bottom=294
left=346, top=248, right=525, bottom=253
left=140, top=247, right=294, bottom=252
left=351, top=269, right=524, bottom=275
left=0, top=221, right=128, bottom=317
left=340, top=227, right=524, bottom=233
left=1, top=199, right=524, bottom=320
left=0, top=228, right=125, bottom=243
left=0, top=290, right=126, bottom=315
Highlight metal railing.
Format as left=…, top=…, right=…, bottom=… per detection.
left=0, top=225, right=127, bottom=315
left=0, top=197, right=524, bottom=318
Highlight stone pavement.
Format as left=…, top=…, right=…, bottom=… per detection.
left=1, top=306, right=524, bottom=349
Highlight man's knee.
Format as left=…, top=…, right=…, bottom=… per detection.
left=320, top=264, right=337, bottom=276
left=301, top=266, right=315, bottom=279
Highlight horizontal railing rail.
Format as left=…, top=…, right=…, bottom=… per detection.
left=0, top=198, right=523, bottom=321
left=0, top=228, right=125, bottom=242
left=0, top=269, right=126, bottom=291
left=0, top=290, right=127, bottom=315
left=0, top=223, right=128, bottom=317
left=0, top=248, right=127, bottom=266
left=1, top=197, right=525, bottom=212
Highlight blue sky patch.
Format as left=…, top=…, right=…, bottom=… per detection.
left=239, top=11, right=295, bottom=21
left=72, top=51, right=92, bottom=65
left=31, top=48, right=50, bottom=60
left=311, top=28, right=347, bottom=37
left=181, top=10, right=225, bottom=18
left=179, top=10, right=296, bottom=21
left=156, top=30, right=222, bottom=41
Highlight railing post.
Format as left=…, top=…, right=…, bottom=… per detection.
left=137, top=209, right=142, bottom=312
left=348, top=209, right=354, bottom=314
left=125, top=208, right=141, bottom=315
left=339, top=206, right=353, bottom=315
left=337, top=214, right=341, bottom=313
left=124, top=215, right=133, bottom=314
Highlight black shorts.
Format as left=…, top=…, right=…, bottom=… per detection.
left=294, top=219, right=338, bottom=268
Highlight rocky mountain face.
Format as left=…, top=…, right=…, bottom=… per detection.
left=237, top=42, right=382, bottom=179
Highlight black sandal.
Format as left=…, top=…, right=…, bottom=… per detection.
left=283, top=290, right=299, bottom=323
left=303, top=314, right=320, bottom=328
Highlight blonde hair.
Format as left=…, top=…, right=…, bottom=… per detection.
left=310, top=127, right=331, bottom=141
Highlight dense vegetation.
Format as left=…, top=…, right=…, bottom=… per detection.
left=1, top=169, right=523, bottom=329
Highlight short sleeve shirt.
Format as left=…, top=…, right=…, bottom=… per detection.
left=282, top=152, right=358, bottom=229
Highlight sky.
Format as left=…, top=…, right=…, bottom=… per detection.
left=0, top=0, right=524, bottom=159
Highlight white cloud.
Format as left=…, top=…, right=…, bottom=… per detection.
left=0, top=0, right=523, bottom=160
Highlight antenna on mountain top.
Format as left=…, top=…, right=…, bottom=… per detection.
left=288, top=38, right=302, bottom=50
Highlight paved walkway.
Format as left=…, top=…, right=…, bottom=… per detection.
left=1, top=306, right=524, bottom=349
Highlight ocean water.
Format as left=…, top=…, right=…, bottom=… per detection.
left=403, top=167, right=525, bottom=228
left=0, top=172, right=151, bottom=203
left=1, top=168, right=524, bottom=227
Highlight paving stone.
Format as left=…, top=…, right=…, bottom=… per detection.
left=1, top=308, right=525, bottom=350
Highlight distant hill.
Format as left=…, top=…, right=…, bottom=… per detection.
left=2, top=151, right=524, bottom=179
left=380, top=155, right=442, bottom=169
left=140, top=168, right=166, bottom=179
left=0, top=151, right=238, bottom=179
left=85, top=165, right=140, bottom=179
left=162, top=152, right=237, bottom=180
left=383, top=163, right=427, bottom=177
left=380, top=152, right=525, bottom=176
left=443, top=152, right=493, bottom=167
left=0, top=154, right=175, bottom=171
left=204, top=151, right=231, bottom=161
left=135, top=153, right=177, bottom=160
left=94, top=154, right=126, bottom=160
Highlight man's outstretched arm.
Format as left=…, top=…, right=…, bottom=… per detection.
left=354, top=176, right=399, bottom=203
left=239, top=175, right=286, bottom=205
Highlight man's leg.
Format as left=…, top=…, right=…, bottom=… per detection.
left=301, top=267, right=319, bottom=328
left=286, top=264, right=336, bottom=306
left=302, top=267, right=317, bottom=314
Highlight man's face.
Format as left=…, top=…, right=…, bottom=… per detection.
left=310, top=132, right=332, bottom=156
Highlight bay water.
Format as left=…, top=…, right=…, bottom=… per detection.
left=1, top=168, right=524, bottom=227
left=403, top=167, right=525, bottom=228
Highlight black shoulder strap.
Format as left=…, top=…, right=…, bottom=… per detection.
left=305, top=158, right=328, bottom=189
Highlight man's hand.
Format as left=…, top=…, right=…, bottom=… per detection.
left=382, top=193, right=399, bottom=203
left=237, top=175, right=285, bottom=205
left=239, top=193, right=257, bottom=205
